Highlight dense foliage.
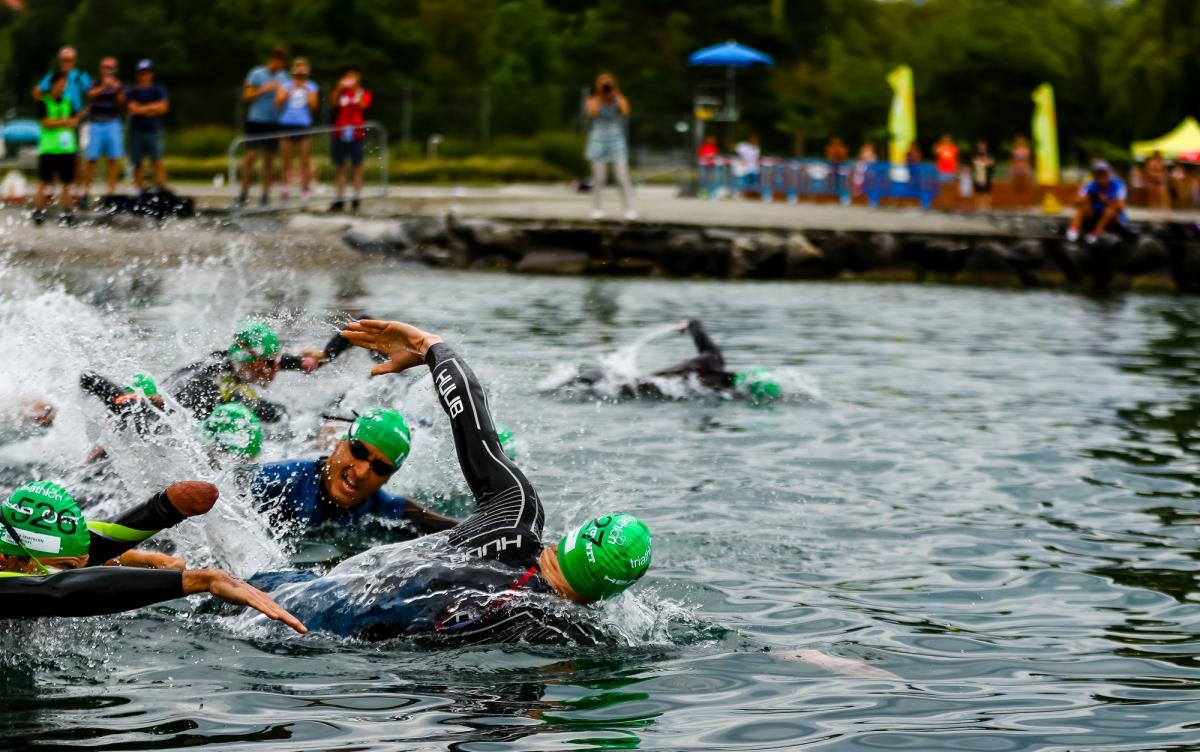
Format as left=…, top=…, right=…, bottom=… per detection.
left=0, top=0, right=1192, bottom=161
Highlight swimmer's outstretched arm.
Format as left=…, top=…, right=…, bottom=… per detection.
left=343, top=320, right=542, bottom=529
left=0, top=566, right=307, bottom=633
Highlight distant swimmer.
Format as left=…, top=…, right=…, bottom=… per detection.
left=249, top=320, right=652, bottom=645
left=165, top=319, right=358, bottom=423
left=251, top=407, right=457, bottom=535
left=0, top=479, right=305, bottom=632
left=563, top=319, right=781, bottom=402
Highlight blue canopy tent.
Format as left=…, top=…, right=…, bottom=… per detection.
left=687, top=41, right=774, bottom=122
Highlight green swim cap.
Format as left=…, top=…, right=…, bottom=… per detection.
left=495, top=423, right=516, bottom=461
left=556, top=514, right=652, bottom=602
left=123, top=373, right=158, bottom=398
left=228, top=320, right=281, bottom=364
left=201, top=402, right=263, bottom=458
left=0, top=482, right=89, bottom=559
left=347, top=408, right=411, bottom=467
left=733, top=368, right=781, bottom=402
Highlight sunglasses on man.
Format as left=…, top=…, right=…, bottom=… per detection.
left=347, top=439, right=396, bottom=477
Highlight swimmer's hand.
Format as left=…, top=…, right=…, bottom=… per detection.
left=184, top=569, right=308, bottom=634
left=675, top=319, right=689, bottom=333
left=299, top=347, right=327, bottom=373
left=116, top=550, right=186, bottom=570
left=342, top=319, right=443, bottom=378
left=165, top=481, right=219, bottom=518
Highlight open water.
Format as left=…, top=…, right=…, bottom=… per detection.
left=1, top=251, right=1200, bottom=750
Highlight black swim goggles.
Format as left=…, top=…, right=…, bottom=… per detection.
left=347, top=439, right=396, bottom=476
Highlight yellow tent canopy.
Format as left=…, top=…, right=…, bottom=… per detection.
left=1131, top=117, right=1200, bottom=159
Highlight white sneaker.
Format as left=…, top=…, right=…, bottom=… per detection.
left=623, top=209, right=638, bottom=221
left=1065, top=227, right=1079, bottom=242
left=590, top=209, right=605, bottom=220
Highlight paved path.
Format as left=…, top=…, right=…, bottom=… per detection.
left=157, top=182, right=1200, bottom=236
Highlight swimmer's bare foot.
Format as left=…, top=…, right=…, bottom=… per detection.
left=342, top=320, right=443, bottom=377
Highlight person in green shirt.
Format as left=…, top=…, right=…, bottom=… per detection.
left=34, top=71, right=79, bottom=225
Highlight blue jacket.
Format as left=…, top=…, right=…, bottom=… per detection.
left=251, top=459, right=409, bottom=526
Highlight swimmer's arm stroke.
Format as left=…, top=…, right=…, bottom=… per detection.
left=0, top=567, right=306, bottom=633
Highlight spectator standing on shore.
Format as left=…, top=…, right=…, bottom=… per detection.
left=238, top=47, right=289, bottom=207
left=970, top=139, right=994, bottom=210
left=276, top=57, right=319, bottom=201
left=734, top=134, right=761, bottom=193
left=125, top=59, right=169, bottom=192
left=698, top=135, right=719, bottom=165
left=329, top=66, right=371, bottom=213
left=1145, top=151, right=1169, bottom=211
left=34, top=46, right=91, bottom=110
left=33, top=73, right=79, bottom=225
left=825, top=136, right=849, bottom=197
left=1010, top=135, right=1033, bottom=205
left=852, top=142, right=877, bottom=198
left=81, top=56, right=125, bottom=205
left=905, top=142, right=922, bottom=165
left=934, top=133, right=958, bottom=183
left=585, top=72, right=636, bottom=221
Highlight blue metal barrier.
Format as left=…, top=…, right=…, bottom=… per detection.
left=697, top=157, right=938, bottom=208
left=861, top=163, right=939, bottom=209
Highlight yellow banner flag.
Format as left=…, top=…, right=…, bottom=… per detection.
left=886, top=65, right=916, bottom=166
left=1031, top=83, right=1060, bottom=186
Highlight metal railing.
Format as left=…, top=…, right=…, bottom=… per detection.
left=226, top=121, right=388, bottom=213
left=697, top=157, right=940, bottom=209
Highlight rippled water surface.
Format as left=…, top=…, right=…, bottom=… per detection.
left=3, top=253, right=1200, bottom=751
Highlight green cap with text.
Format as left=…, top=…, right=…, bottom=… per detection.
left=556, top=513, right=651, bottom=602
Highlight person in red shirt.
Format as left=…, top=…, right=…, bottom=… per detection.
left=698, top=135, right=719, bottom=165
left=329, top=66, right=373, bottom=213
left=934, top=133, right=958, bottom=183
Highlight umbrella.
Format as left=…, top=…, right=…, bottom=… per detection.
left=688, top=40, right=774, bottom=123
left=688, top=41, right=775, bottom=68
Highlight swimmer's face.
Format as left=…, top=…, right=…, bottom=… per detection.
left=235, top=358, right=280, bottom=386
left=323, top=439, right=391, bottom=507
left=0, top=553, right=88, bottom=574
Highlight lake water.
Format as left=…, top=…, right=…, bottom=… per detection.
left=1, top=250, right=1199, bottom=750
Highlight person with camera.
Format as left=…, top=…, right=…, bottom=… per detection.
left=584, top=72, right=636, bottom=221
left=329, top=66, right=372, bottom=213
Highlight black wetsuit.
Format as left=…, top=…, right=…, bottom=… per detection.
left=571, top=319, right=735, bottom=397
left=0, top=489, right=190, bottom=618
left=79, top=371, right=164, bottom=436
left=258, top=343, right=610, bottom=646
left=166, top=330, right=354, bottom=422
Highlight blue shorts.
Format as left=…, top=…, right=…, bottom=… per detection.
left=85, top=120, right=124, bottom=160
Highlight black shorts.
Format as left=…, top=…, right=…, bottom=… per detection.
left=331, top=138, right=365, bottom=167
left=244, top=121, right=279, bottom=153
left=38, top=153, right=76, bottom=183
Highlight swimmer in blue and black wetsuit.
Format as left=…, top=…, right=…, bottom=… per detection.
left=250, top=407, right=456, bottom=534
left=249, top=320, right=652, bottom=646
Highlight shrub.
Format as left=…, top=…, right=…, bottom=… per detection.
left=169, top=125, right=240, bottom=158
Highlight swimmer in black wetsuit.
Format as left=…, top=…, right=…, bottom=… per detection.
left=0, top=479, right=305, bottom=631
left=166, top=319, right=359, bottom=423
left=251, top=320, right=652, bottom=645
left=567, top=319, right=781, bottom=401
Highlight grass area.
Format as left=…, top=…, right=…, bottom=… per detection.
left=163, top=126, right=585, bottom=184
left=162, top=154, right=569, bottom=184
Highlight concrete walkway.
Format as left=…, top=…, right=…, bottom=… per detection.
left=167, top=182, right=1200, bottom=236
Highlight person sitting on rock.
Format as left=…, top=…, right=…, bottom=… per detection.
left=1067, top=161, right=1131, bottom=244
